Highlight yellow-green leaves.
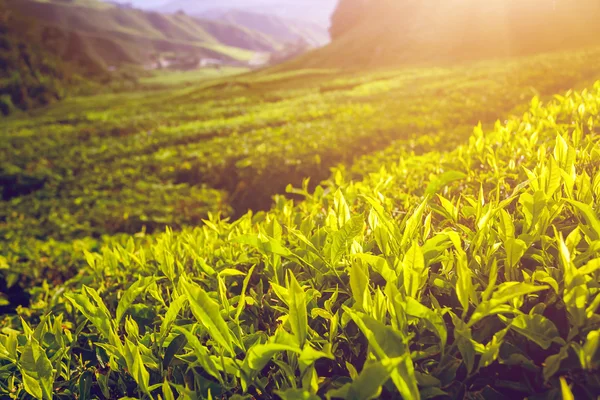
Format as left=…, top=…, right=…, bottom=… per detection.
left=6, top=78, right=600, bottom=399
left=454, top=245, right=476, bottom=319
left=504, top=238, right=527, bottom=280
left=330, top=215, right=364, bottom=266
left=246, top=343, right=301, bottom=372
left=425, top=170, right=467, bottom=195
left=405, top=297, right=447, bottom=350
left=19, top=339, right=54, bottom=400
left=174, top=327, right=222, bottom=381
left=510, top=314, right=564, bottom=350
left=350, top=260, right=370, bottom=311
left=554, top=134, right=576, bottom=171
left=287, top=271, right=308, bottom=348
left=116, top=276, right=158, bottom=325
left=560, top=377, right=575, bottom=400
left=566, top=199, right=600, bottom=241
left=402, top=241, right=427, bottom=299
left=327, top=356, right=418, bottom=400
left=65, top=286, right=118, bottom=344
left=401, top=198, right=428, bottom=249
left=469, top=282, right=549, bottom=326
left=123, top=339, right=150, bottom=394
left=578, top=330, right=600, bottom=371
left=178, top=276, right=235, bottom=355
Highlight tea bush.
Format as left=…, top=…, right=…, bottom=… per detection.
left=1, top=81, right=599, bottom=399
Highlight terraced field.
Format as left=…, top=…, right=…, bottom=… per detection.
left=1, top=47, right=600, bottom=399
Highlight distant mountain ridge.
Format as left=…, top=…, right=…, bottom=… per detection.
left=7, top=0, right=332, bottom=73
left=157, top=0, right=338, bottom=27
left=201, top=9, right=329, bottom=48
left=6, top=0, right=278, bottom=68
left=293, top=0, right=600, bottom=68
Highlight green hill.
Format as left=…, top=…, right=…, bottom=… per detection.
left=5, top=0, right=273, bottom=67
left=289, top=0, right=600, bottom=68
left=202, top=9, right=329, bottom=48
left=0, top=0, right=73, bottom=115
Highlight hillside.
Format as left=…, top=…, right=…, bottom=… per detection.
left=4, top=0, right=290, bottom=70
left=202, top=9, right=329, bottom=48
left=290, top=0, right=600, bottom=68
left=0, top=0, right=76, bottom=115
left=1, top=55, right=600, bottom=397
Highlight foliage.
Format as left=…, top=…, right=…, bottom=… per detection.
left=1, top=77, right=600, bottom=398
left=0, top=1, right=66, bottom=114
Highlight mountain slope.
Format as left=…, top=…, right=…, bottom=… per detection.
left=290, top=0, right=600, bottom=68
left=202, top=9, right=329, bottom=48
left=0, top=1, right=71, bottom=114
left=6, top=0, right=279, bottom=69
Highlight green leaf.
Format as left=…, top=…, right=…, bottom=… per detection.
left=19, top=339, right=54, bottom=400
left=162, top=380, right=175, bottom=400
left=566, top=199, right=600, bottom=241
left=65, top=286, right=116, bottom=344
left=116, top=276, right=157, bottom=325
left=505, top=238, right=527, bottom=268
left=478, top=327, right=509, bottom=371
left=79, top=371, right=93, bottom=400
left=580, top=330, right=600, bottom=370
left=276, top=389, right=321, bottom=400
left=298, top=344, right=334, bottom=373
left=510, top=314, right=564, bottom=350
left=327, top=357, right=406, bottom=400
left=160, top=295, right=188, bottom=341
left=401, top=198, right=428, bottom=248
left=163, top=334, right=187, bottom=370
left=355, top=253, right=397, bottom=283
left=425, top=170, right=467, bottom=195
left=455, top=249, right=474, bottom=318
left=497, top=209, right=515, bottom=240
left=403, top=241, right=426, bottom=299
left=469, top=283, right=549, bottom=326
left=178, top=277, right=235, bottom=355
left=236, top=264, right=256, bottom=322
left=554, top=134, right=576, bottom=170
left=404, top=297, right=447, bottom=349
left=545, top=157, right=562, bottom=197
left=21, top=372, right=43, bottom=400
left=288, top=271, right=308, bottom=347
left=245, top=343, right=301, bottom=372
left=544, top=346, right=569, bottom=381
left=174, top=326, right=222, bottom=382
left=421, top=234, right=453, bottom=265
left=350, top=260, right=369, bottom=310
left=330, top=215, right=364, bottom=265
left=234, top=234, right=292, bottom=257
left=450, top=313, right=477, bottom=374
left=343, top=307, right=406, bottom=359
left=124, top=339, right=150, bottom=394
left=560, top=377, right=575, bottom=400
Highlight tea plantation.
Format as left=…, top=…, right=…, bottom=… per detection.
left=1, top=48, right=600, bottom=399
